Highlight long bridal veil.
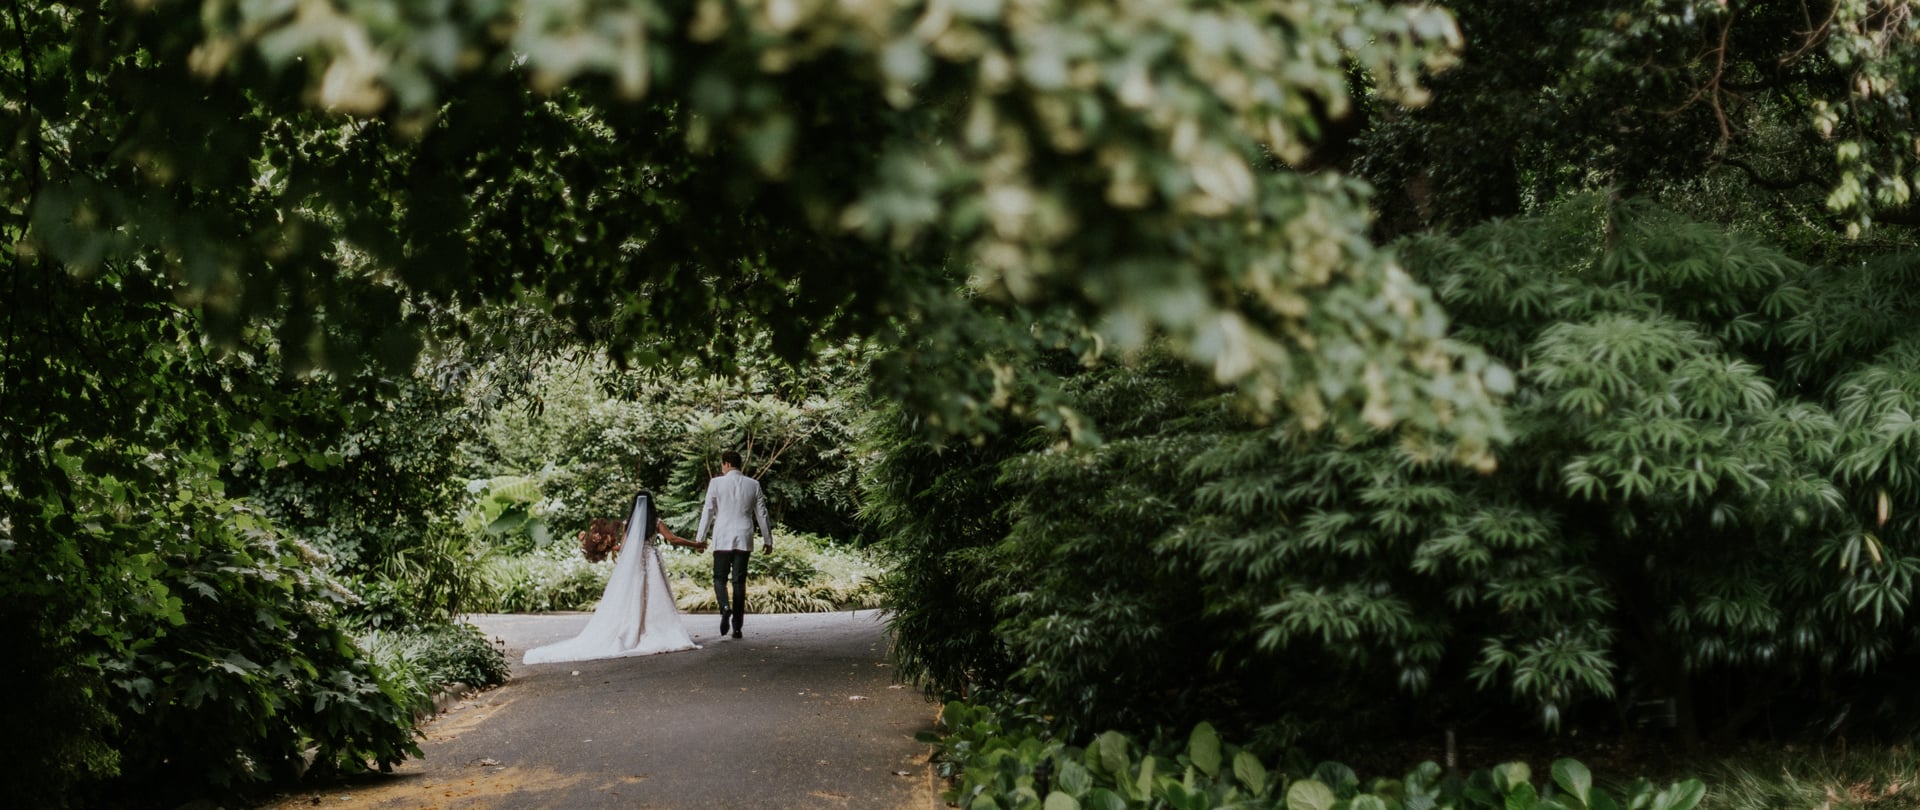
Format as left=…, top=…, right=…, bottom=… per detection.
left=523, top=491, right=700, bottom=665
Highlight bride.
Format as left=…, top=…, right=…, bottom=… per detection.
left=524, top=490, right=707, bottom=665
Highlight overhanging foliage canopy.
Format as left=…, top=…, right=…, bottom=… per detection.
left=13, top=0, right=1507, bottom=450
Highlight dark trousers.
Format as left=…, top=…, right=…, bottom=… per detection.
left=713, top=550, right=750, bottom=630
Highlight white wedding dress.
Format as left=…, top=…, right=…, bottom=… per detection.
left=524, top=492, right=700, bottom=665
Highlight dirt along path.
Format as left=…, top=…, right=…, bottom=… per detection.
left=264, top=610, right=939, bottom=809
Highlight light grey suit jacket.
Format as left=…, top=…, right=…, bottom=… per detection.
left=694, top=470, right=773, bottom=553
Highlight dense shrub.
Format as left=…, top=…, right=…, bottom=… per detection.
left=475, top=545, right=615, bottom=613
left=0, top=238, right=454, bottom=806
left=360, top=622, right=510, bottom=715
left=666, top=535, right=884, bottom=612
left=872, top=200, right=1920, bottom=749
left=862, top=405, right=1024, bottom=698
left=471, top=530, right=882, bottom=614
left=2, top=458, right=420, bottom=807
left=101, top=515, right=420, bottom=801
left=989, top=359, right=1234, bottom=738
left=233, top=378, right=484, bottom=620
left=747, top=543, right=823, bottom=587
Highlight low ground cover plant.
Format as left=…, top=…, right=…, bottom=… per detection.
left=929, top=700, right=1708, bottom=810
left=358, top=622, right=510, bottom=717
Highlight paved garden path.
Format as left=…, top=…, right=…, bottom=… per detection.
left=264, top=610, right=938, bottom=809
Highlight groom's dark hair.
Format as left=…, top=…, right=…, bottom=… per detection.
left=722, top=450, right=743, bottom=469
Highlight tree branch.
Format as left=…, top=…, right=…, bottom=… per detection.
left=1658, top=13, right=1735, bottom=146
left=1715, top=155, right=1826, bottom=190
left=1708, top=14, right=1733, bottom=143
left=1778, top=0, right=1839, bottom=66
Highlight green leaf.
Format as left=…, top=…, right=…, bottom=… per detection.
left=1233, top=750, right=1268, bottom=795
left=1406, top=762, right=1444, bottom=792
left=1493, top=763, right=1532, bottom=794
left=1313, top=762, right=1361, bottom=795
left=1095, top=731, right=1130, bottom=778
left=1350, top=796, right=1391, bottom=810
left=1083, top=788, right=1127, bottom=810
left=1057, top=759, right=1093, bottom=795
left=1365, top=778, right=1406, bottom=802
left=1188, top=721, right=1222, bottom=778
left=1551, top=759, right=1593, bottom=805
left=1288, top=779, right=1338, bottom=810
left=1044, top=791, right=1081, bottom=810
left=1649, top=781, right=1706, bottom=810
left=1622, top=777, right=1656, bottom=808
left=1135, top=755, right=1158, bottom=802
left=1114, top=756, right=1146, bottom=803
left=1506, top=782, right=1540, bottom=810
left=485, top=506, right=530, bottom=535
left=1161, top=780, right=1199, bottom=809
left=942, top=701, right=972, bottom=729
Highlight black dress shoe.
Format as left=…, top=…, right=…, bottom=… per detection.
left=721, top=616, right=731, bottom=634
left=731, top=630, right=742, bottom=639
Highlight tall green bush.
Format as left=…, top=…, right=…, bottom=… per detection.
left=3, top=448, right=419, bottom=806
left=988, top=358, right=1238, bottom=737
left=1390, top=199, right=1920, bottom=740
left=1256, top=201, right=1920, bottom=742
left=862, top=404, right=1025, bottom=699
left=231, top=374, right=488, bottom=625
left=874, top=199, right=1920, bottom=748
left=0, top=245, right=428, bottom=804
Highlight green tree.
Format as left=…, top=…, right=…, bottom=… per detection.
left=1355, top=0, right=1920, bottom=238
left=466, top=343, right=873, bottom=544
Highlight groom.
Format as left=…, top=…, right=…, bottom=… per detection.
left=693, top=450, right=773, bottom=639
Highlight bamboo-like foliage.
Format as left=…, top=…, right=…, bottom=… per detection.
left=879, top=198, right=1920, bottom=747
left=862, top=403, right=1024, bottom=699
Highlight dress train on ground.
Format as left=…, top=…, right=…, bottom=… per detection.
left=523, top=496, right=699, bottom=665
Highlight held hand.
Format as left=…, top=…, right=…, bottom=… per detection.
left=762, top=544, right=773, bottom=555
